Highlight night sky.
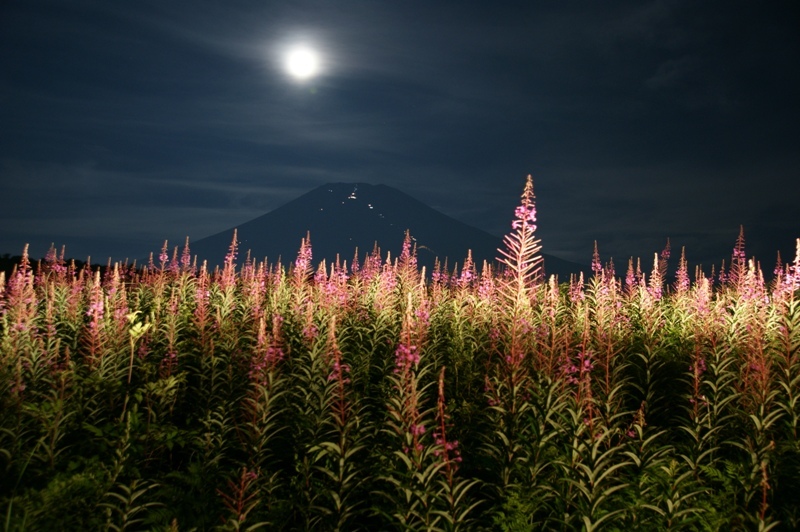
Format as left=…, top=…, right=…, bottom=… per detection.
left=2, top=1, right=799, bottom=272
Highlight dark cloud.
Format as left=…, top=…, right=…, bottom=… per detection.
left=1, top=0, right=798, bottom=269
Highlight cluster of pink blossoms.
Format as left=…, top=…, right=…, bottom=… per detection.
left=86, top=297, right=104, bottom=331
left=433, top=434, right=462, bottom=462
left=249, top=346, right=285, bottom=385
left=414, top=306, right=430, bottom=326
left=327, top=360, right=351, bottom=383
left=690, top=356, right=707, bottom=376
left=569, top=273, right=585, bottom=303
left=394, top=343, right=420, bottom=373
left=563, top=351, right=594, bottom=385
left=402, top=423, right=426, bottom=454
left=294, top=241, right=312, bottom=277
left=137, top=341, right=149, bottom=360
left=511, top=204, right=537, bottom=231
left=160, top=351, right=178, bottom=377
left=303, top=323, right=318, bottom=341
left=43, top=246, right=67, bottom=275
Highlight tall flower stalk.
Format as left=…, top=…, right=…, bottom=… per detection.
left=485, top=175, right=543, bottom=503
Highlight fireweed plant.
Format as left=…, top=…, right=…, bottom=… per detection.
left=2, top=177, right=800, bottom=531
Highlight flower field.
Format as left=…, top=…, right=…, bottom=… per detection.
left=2, top=177, right=799, bottom=531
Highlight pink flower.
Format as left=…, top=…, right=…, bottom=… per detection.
left=294, top=235, right=313, bottom=280
left=137, top=342, right=149, bottom=360
left=327, top=361, right=351, bottom=383
left=691, top=357, right=706, bottom=376
left=303, top=323, right=318, bottom=341
left=512, top=205, right=537, bottom=230
left=181, top=238, right=192, bottom=269
left=592, top=242, right=602, bottom=275
left=562, top=351, right=593, bottom=385
left=159, top=240, right=169, bottom=268
left=394, top=343, right=420, bottom=372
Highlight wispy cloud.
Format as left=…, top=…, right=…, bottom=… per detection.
left=2, top=1, right=797, bottom=268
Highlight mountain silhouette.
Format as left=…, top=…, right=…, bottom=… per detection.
left=189, top=182, right=587, bottom=279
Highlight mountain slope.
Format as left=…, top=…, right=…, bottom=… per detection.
left=190, top=182, right=586, bottom=279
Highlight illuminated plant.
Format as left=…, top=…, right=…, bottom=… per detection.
left=0, top=181, right=799, bottom=529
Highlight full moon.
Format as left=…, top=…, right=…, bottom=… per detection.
left=285, top=47, right=320, bottom=80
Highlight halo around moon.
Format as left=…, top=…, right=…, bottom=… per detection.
left=284, top=46, right=320, bottom=80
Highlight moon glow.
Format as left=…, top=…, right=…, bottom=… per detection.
left=285, top=47, right=320, bottom=80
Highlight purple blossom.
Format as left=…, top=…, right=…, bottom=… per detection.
left=399, top=231, right=417, bottom=270
left=44, top=245, right=67, bottom=275
left=44, top=245, right=57, bottom=264
left=433, top=433, right=461, bottom=461
left=511, top=204, right=537, bottom=230
left=569, top=273, right=585, bottom=302
left=159, top=240, right=169, bottom=268
left=327, top=360, right=351, bottom=383
left=168, top=247, right=180, bottom=273
left=137, top=341, right=149, bottom=360
left=415, top=307, right=430, bottom=328
left=249, top=346, right=285, bottom=385
left=86, top=294, right=104, bottom=331
left=691, top=356, right=707, bottom=377
left=160, top=350, right=178, bottom=376
left=294, top=235, right=313, bottom=281
left=394, top=343, right=420, bottom=372
left=625, top=263, right=636, bottom=294
left=458, top=266, right=475, bottom=287
left=592, top=243, right=602, bottom=276
left=181, top=238, right=192, bottom=270
left=562, top=351, right=594, bottom=385
left=303, top=323, right=318, bottom=341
